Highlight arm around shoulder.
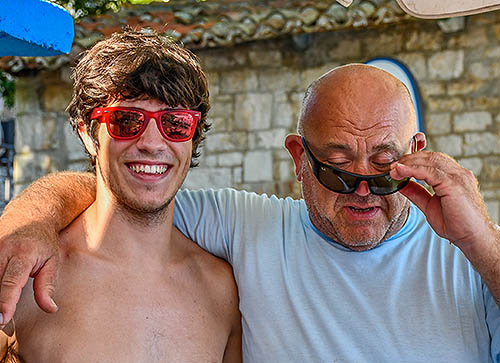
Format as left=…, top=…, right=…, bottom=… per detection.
left=0, top=171, right=96, bottom=329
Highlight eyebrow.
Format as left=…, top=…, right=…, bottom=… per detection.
left=320, top=141, right=405, bottom=158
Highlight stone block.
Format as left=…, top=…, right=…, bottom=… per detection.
left=485, top=200, right=499, bottom=224
left=198, top=50, right=247, bottom=72
left=426, top=97, right=465, bottom=112
left=203, top=155, right=217, bottom=167
left=207, top=117, right=227, bottom=133
left=457, top=157, right=483, bottom=176
left=14, top=152, right=62, bottom=184
left=220, top=70, right=258, bottom=93
left=396, top=53, right=427, bottom=80
left=468, top=97, right=500, bottom=110
left=272, top=92, right=297, bottom=128
left=469, top=62, right=497, bottom=81
left=243, top=150, right=272, bottom=182
left=426, top=113, right=451, bottom=135
left=40, top=113, right=62, bottom=151
left=182, top=167, right=232, bottom=189
left=205, top=132, right=248, bottom=152
left=405, top=30, right=442, bottom=51
left=209, top=98, right=233, bottom=120
left=454, top=112, right=492, bottom=132
left=431, top=135, right=463, bottom=157
left=447, top=27, right=488, bottom=48
left=279, top=160, right=293, bottom=181
left=217, top=152, right=243, bottom=167
left=482, top=156, right=500, bottom=181
left=15, top=78, right=41, bottom=116
left=248, top=49, right=282, bottom=67
left=363, top=33, right=404, bottom=58
left=15, top=112, right=44, bottom=152
left=64, top=123, right=86, bottom=162
left=249, top=128, right=288, bottom=150
left=300, top=64, right=338, bottom=90
left=464, top=132, right=500, bottom=156
left=327, top=38, right=362, bottom=60
left=447, top=80, right=485, bottom=96
left=233, top=166, right=242, bottom=184
left=234, top=93, right=272, bottom=131
left=419, top=82, right=445, bottom=97
left=42, top=84, right=72, bottom=112
left=258, top=69, right=300, bottom=92
left=486, top=46, right=500, bottom=58
left=275, top=148, right=292, bottom=160
left=428, top=50, right=464, bottom=80
left=67, top=160, right=91, bottom=172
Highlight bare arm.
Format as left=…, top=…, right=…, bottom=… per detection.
left=0, top=171, right=96, bottom=328
left=222, top=294, right=242, bottom=363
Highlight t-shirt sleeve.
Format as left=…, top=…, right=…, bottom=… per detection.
left=173, top=188, right=241, bottom=264
left=483, top=282, right=500, bottom=361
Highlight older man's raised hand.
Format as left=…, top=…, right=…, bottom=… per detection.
left=391, top=151, right=500, bottom=301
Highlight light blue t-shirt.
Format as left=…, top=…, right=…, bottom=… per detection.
left=174, top=188, right=500, bottom=362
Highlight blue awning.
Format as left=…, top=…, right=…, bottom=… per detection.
left=0, top=0, right=74, bottom=56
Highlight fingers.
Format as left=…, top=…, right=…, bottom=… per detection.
left=33, top=258, right=59, bottom=314
left=0, top=258, right=31, bottom=328
left=390, top=151, right=477, bottom=196
left=399, top=179, right=433, bottom=212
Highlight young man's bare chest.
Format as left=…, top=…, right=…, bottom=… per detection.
left=14, top=251, right=231, bottom=362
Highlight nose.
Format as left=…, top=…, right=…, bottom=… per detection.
left=354, top=180, right=371, bottom=196
left=135, top=118, right=168, bottom=153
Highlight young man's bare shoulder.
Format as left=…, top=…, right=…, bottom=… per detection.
left=172, top=228, right=237, bottom=305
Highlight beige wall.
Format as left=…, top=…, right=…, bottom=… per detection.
left=12, top=12, right=500, bottom=222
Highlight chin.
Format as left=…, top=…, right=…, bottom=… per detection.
left=335, top=227, right=388, bottom=251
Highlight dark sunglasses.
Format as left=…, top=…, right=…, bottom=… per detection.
left=90, top=107, right=201, bottom=142
left=301, top=137, right=415, bottom=196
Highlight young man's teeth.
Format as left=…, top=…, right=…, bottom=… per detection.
left=129, top=164, right=167, bottom=174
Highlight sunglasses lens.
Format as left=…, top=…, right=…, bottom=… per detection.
left=318, top=166, right=358, bottom=193
left=369, top=175, right=409, bottom=195
left=108, top=110, right=145, bottom=138
left=160, top=112, right=196, bottom=141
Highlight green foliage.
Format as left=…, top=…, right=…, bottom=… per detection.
left=54, top=0, right=126, bottom=19
left=0, top=72, right=14, bottom=109
left=53, top=0, right=173, bottom=19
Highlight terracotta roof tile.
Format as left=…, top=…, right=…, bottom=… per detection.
left=1, top=0, right=412, bottom=73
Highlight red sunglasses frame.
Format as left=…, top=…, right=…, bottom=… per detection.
left=90, top=106, right=201, bottom=142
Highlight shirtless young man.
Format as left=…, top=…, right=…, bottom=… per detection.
left=0, top=29, right=241, bottom=362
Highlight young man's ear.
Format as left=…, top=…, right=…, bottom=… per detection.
left=284, top=134, right=305, bottom=182
left=78, top=122, right=98, bottom=157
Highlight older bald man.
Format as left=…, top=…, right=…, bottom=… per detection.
left=1, top=64, right=499, bottom=362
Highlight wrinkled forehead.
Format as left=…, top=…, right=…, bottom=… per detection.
left=300, top=66, right=417, bottom=146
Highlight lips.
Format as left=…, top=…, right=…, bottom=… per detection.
left=344, top=204, right=381, bottom=219
left=348, top=206, right=375, bottom=212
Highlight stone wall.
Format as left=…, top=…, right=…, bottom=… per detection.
left=12, top=12, right=500, bottom=223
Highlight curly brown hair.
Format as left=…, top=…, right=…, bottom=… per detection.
left=67, top=28, right=211, bottom=168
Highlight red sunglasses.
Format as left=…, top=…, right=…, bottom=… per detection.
left=90, top=107, right=201, bottom=142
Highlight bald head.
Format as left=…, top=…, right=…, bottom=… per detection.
left=298, top=64, right=417, bottom=138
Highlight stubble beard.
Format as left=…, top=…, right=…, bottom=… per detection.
left=99, top=162, right=188, bottom=227
left=302, top=168, right=411, bottom=251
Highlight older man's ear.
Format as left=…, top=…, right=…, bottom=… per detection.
left=285, top=134, right=306, bottom=182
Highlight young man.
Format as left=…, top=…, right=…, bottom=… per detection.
left=0, top=29, right=241, bottom=362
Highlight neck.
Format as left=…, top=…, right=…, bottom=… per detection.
left=81, top=182, right=178, bottom=264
